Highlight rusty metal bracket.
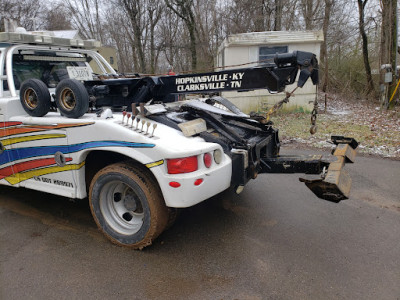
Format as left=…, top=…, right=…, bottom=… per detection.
left=299, top=136, right=358, bottom=203
left=333, top=143, right=357, bottom=163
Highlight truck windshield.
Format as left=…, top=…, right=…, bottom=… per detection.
left=11, top=55, right=88, bottom=90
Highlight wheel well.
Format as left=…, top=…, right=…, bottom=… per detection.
left=85, top=151, right=126, bottom=189
left=84, top=151, right=159, bottom=193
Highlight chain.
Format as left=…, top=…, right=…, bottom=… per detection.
left=262, top=84, right=318, bottom=136
left=310, top=85, right=318, bottom=134
left=263, top=86, right=298, bottom=122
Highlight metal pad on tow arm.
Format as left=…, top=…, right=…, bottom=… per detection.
left=300, top=137, right=358, bottom=203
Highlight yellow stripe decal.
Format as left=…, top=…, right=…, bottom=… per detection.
left=1, top=134, right=66, bottom=146
left=146, top=160, right=164, bottom=169
left=5, top=161, right=85, bottom=185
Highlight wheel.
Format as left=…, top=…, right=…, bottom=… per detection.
left=89, top=162, right=169, bottom=249
left=55, top=79, right=89, bottom=118
left=19, top=79, right=51, bottom=117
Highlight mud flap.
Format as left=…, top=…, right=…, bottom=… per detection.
left=299, top=139, right=357, bottom=203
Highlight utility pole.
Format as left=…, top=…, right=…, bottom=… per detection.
left=388, top=0, right=398, bottom=108
left=380, top=0, right=398, bottom=108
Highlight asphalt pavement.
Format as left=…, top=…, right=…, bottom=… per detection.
left=0, top=150, right=399, bottom=299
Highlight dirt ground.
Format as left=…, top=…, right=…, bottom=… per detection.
left=272, top=94, right=400, bottom=159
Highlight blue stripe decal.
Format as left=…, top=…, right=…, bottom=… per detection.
left=0, top=141, right=155, bottom=165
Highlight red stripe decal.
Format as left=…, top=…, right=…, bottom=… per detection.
left=0, top=122, right=23, bottom=128
left=0, top=157, right=73, bottom=179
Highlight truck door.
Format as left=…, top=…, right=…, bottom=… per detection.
left=0, top=119, right=18, bottom=183
left=6, top=122, right=77, bottom=198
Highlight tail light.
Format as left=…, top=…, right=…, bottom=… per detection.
left=167, top=156, right=198, bottom=174
left=203, top=153, right=212, bottom=168
left=213, top=149, right=222, bottom=164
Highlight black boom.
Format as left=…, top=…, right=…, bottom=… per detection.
left=82, top=51, right=319, bottom=108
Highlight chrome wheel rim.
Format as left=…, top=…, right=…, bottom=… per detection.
left=99, top=180, right=144, bottom=235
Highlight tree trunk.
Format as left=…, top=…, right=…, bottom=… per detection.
left=274, top=0, right=282, bottom=30
left=254, top=0, right=265, bottom=32
left=302, top=0, right=313, bottom=30
left=165, top=0, right=198, bottom=70
left=187, top=18, right=197, bottom=71
left=122, top=0, right=146, bottom=73
left=148, top=1, right=162, bottom=74
left=357, top=0, right=375, bottom=96
left=320, top=0, right=333, bottom=92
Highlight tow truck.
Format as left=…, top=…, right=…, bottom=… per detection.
left=0, top=32, right=358, bottom=249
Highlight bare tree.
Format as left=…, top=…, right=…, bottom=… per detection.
left=147, top=0, right=164, bottom=74
left=274, top=0, right=283, bottom=30
left=44, top=4, right=73, bottom=30
left=0, top=0, right=45, bottom=30
left=357, top=0, right=375, bottom=95
left=103, top=5, right=135, bottom=72
left=121, top=0, right=147, bottom=73
left=193, top=0, right=222, bottom=70
left=159, top=8, right=182, bottom=70
left=165, top=0, right=198, bottom=70
left=320, top=0, right=333, bottom=92
left=253, top=0, right=273, bottom=32
left=283, top=0, right=301, bottom=30
left=300, top=0, right=322, bottom=30
left=223, top=0, right=255, bottom=34
left=65, top=0, right=105, bottom=42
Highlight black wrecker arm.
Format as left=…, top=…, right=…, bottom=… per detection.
left=87, top=51, right=319, bottom=106
left=152, top=51, right=319, bottom=101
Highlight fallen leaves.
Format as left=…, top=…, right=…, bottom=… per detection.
left=272, top=94, right=400, bottom=158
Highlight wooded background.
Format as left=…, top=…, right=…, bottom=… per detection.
left=0, top=0, right=398, bottom=104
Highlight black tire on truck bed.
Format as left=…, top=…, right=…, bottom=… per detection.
left=55, top=79, right=89, bottom=118
left=19, top=79, right=51, bottom=117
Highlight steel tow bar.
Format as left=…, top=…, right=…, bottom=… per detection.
left=299, top=136, right=359, bottom=203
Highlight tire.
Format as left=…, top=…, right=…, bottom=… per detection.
left=55, top=79, right=89, bottom=118
left=89, top=162, right=169, bottom=249
left=19, top=79, right=51, bottom=117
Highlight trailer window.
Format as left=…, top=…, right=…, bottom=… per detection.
left=259, top=46, right=288, bottom=66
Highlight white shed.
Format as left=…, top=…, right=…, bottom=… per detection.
left=216, top=31, right=323, bottom=113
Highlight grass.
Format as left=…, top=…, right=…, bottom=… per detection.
left=271, top=112, right=400, bottom=158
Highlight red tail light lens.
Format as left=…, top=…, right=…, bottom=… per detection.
left=167, top=156, right=198, bottom=174
left=194, top=179, right=203, bottom=186
left=169, top=181, right=181, bottom=188
left=203, top=153, right=212, bottom=168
